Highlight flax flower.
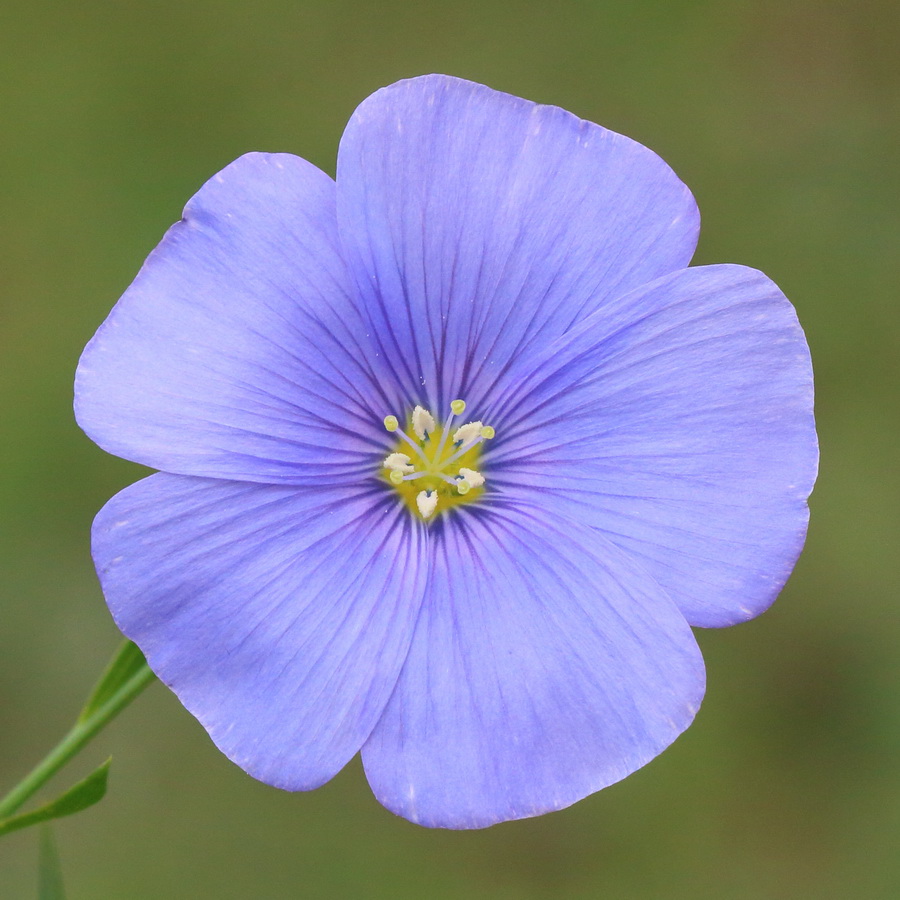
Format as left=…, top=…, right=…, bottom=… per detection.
left=75, top=75, right=817, bottom=828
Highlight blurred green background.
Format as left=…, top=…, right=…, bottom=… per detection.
left=1, top=0, right=897, bottom=897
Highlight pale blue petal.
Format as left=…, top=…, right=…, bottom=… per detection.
left=362, top=506, right=704, bottom=828
left=336, top=74, right=699, bottom=413
left=76, top=153, right=393, bottom=484
left=487, top=264, right=818, bottom=627
left=92, top=474, right=427, bottom=789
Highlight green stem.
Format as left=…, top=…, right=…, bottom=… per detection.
left=0, top=646, right=156, bottom=820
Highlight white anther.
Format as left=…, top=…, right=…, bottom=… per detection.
left=458, top=467, right=485, bottom=488
left=384, top=452, right=415, bottom=473
left=452, top=420, right=483, bottom=445
left=416, top=490, right=438, bottom=519
left=412, top=406, right=436, bottom=440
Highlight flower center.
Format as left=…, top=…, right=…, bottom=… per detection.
left=382, top=399, right=494, bottom=520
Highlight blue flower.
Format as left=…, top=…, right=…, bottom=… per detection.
left=75, top=75, right=817, bottom=829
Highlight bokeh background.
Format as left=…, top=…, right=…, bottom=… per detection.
left=1, top=0, right=897, bottom=897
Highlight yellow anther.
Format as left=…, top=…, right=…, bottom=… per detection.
left=480, top=425, right=495, bottom=439
left=384, top=415, right=399, bottom=432
left=457, top=480, right=471, bottom=495
left=389, top=469, right=405, bottom=485
left=450, top=399, right=466, bottom=416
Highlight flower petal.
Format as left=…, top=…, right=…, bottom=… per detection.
left=336, top=74, right=699, bottom=412
left=362, top=506, right=704, bottom=829
left=92, top=473, right=427, bottom=789
left=489, top=264, right=818, bottom=627
left=76, top=152, right=392, bottom=484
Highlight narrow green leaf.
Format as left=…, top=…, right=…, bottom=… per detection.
left=38, top=825, right=67, bottom=900
left=77, top=640, right=148, bottom=724
left=0, top=760, right=110, bottom=838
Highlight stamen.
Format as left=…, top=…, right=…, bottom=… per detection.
left=416, top=490, right=438, bottom=519
left=433, top=398, right=463, bottom=462
left=384, top=452, right=415, bottom=472
left=412, top=406, right=436, bottom=440
left=453, top=420, right=483, bottom=445
left=456, top=480, right=471, bottom=495
left=458, top=467, right=485, bottom=488
left=383, top=415, right=399, bottom=432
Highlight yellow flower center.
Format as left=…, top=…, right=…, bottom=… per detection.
left=382, top=400, right=494, bottom=520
